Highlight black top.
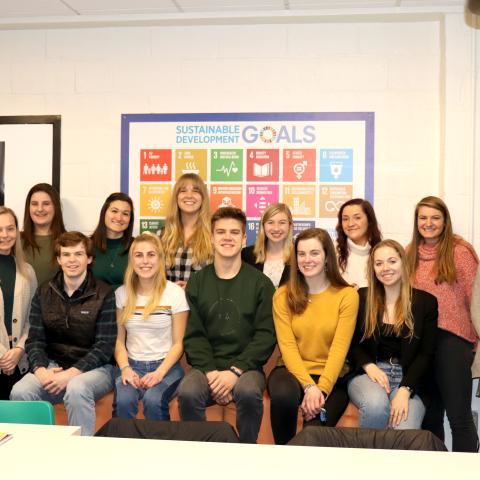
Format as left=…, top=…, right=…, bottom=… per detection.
left=377, top=324, right=401, bottom=361
left=0, top=255, right=16, bottom=336
left=241, top=245, right=290, bottom=288
left=348, top=287, right=438, bottom=401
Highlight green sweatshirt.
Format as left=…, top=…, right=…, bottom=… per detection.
left=184, top=262, right=276, bottom=372
left=91, top=238, right=129, bottom=291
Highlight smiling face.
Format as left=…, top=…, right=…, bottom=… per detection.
left=341, top=204, right=369, bottom=246
left=264, top=211, right=290, bottom=245
left=417, top=206, right=445, bottom=245
left=373, top=246, right=402, bottom=288
left=104, top=200, right=132, bottom=239
left=0, top=213, right=17, bottom=256
left=132, top=241, right=160, bottom=281
left=29, top=191, right=55, bottom=233
left=177, top=181, right=203, bottom=215
left=57, top=242, right=92, bottom=281
left=212, top=218, right=245, bottom=260
left=296, top=237, right=326, bottom=280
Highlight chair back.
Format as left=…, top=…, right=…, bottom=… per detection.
left=0, top=400, right=55, bottom=425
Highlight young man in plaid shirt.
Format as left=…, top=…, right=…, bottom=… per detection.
left=11, top=231, right=117, bottom=435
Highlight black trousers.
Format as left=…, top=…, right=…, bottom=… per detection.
left=422, top=329, right=479, bottom=452
left=267, top=366, right=349, bottom=445
left=0, top=367, right=23, bottom=400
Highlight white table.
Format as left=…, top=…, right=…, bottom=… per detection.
left=1, top=431, right=479, bottom=479
left=0, top=422, right=80, bottom=437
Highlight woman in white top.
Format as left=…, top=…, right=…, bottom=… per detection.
left=0, top=207, right=37, bottom=399
left=114, top=233, right=189, bottom=420
left=335, top=198, right=382, bottom=288
left=241, top=203, right=293, bottom=288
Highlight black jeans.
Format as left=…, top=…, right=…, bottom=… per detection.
left=267, top=366, right=349, bottom=445
left=422, top=329, right=479, bottom=452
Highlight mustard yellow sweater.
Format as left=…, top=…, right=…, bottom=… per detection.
left=273, top=285, right=359, bottom=395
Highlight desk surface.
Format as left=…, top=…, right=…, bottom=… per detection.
left=1, top=432, right=479, bottom=479
left=0, top=422, right=80, bottom=437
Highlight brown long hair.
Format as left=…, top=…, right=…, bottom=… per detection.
left=253, top=202, right=293, bottom=264
left=162, top=173, right=213, bottom=269
left=21, top=183, right=66, bottom=256
left=406, top=196, right=456, bottom=284
left=363, top=239, right=414, bottom=341
left=286, top=228, right=349, bottom=315
left=335, top=198, right=382, bottom=273
left=91, top=192, right=134, bottom=254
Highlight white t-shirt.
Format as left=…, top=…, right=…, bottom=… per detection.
left=115, top=281, right=189, bottom=361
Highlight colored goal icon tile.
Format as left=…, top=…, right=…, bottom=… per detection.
left=246, top=149, right=279, bottom=182
left=210, top=149, right=243, bottom=182
left=319, top=184, right=353, bottom=218
left=319, top=148, right=353, bottom=182
left=140, top=183, right=171, bottom=217
left=282, top=149, right=316, bottom=182
left=246, top=184, right=279, bottom=217
left=175, top=149, right=207, bottom=180
left=282, top=184, right=316, bottom=218
left=210, top=184, right=244, bottom=211
left=139, top=218, right=165, bottom=234
left=140, top=149, right=172, bottom=181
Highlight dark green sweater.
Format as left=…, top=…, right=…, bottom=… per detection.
left=184, top=262, right=276, bottom=372
left=91, top=238, right=129, bottom=291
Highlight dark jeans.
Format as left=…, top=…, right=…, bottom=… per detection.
left=267, top=366, right=349, bottom=445
left=177, top=368, right=265, bottom=444
left=422, top=329, right=479, bottom=452
left=0, top=367, right=24, bottom=400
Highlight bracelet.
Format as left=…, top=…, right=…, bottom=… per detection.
left=229, top=366, right=242, bottom=377
left=304, top=384, right=316, bottom=393
left=120, top=365, right=131, bottom=372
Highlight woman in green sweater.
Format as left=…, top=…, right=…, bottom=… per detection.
left=268, top=228, right=359, bottom=444
left=21, top=183, right=66, bottom=285
left=91, top=193, right=134, bottom=291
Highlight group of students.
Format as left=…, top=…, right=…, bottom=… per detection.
left=0, top=176, right=479, bottom=452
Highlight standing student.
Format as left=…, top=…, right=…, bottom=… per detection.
left=21, top=183, right=66, bottom=285
left=348, top=240, right=438, bottom=430
left=161, top=173, right=213, bottom=288
left=268, top=228, right=359, bottom=445
left=177, top=207, right=276, bottom=443
left=335, top=198, right=382, bottom=288
left=114, top=233, right=189, bottom=420
left=91, top=193, right=134, bottom=291
left=0, top=207, right=37, bottom=399
left=407, top=196, right=479, bottom=452
left=241, top=202, right=293, bottom=288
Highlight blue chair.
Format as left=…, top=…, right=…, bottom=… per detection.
left=0, top=400, right=55, bottom=425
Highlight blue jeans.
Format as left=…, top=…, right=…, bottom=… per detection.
left=348, top=361, right=426, bottom=430
left=113, top=359, right=184, bottom=421
left=10, top=361, right=114, bottom=436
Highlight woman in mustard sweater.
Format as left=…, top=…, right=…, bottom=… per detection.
left=268, top=228, right=359, bottom=444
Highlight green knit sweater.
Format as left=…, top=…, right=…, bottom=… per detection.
left=91, top=238, right=129, bottom=291
left=184, top=262, right=276, bottom=372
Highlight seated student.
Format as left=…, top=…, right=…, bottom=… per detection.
left=0, top=207, right=37, bottom=399
left=268, top=228, right=359, bottom=445
left=348, top=239, right=438, bottom=430
left=114, top=233, right=188, bottom=420
left=177, top=207, right=276, bottom=444
left=241, top=202, right=293, bottom=288
left=11, top=231, right=116, bottom=436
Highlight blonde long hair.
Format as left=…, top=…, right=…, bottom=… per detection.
left=363, top=239, right=414, bottom=341
left=253, top=203, right=293, bottom=264
left=162, top=173, right=213, bottom=269
left=0, top=206, right=30, bottom=278
left=406, top=196, right=456, bottom=284
left=121, top=233, right=167, bottom=324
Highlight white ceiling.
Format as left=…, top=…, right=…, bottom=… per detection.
left=0, top=0, right=466, bottom=28
left=0, top=0, right=465, bottom=17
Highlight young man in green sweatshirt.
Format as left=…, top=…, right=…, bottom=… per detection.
left=177, top=207, right=276, bottom=443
